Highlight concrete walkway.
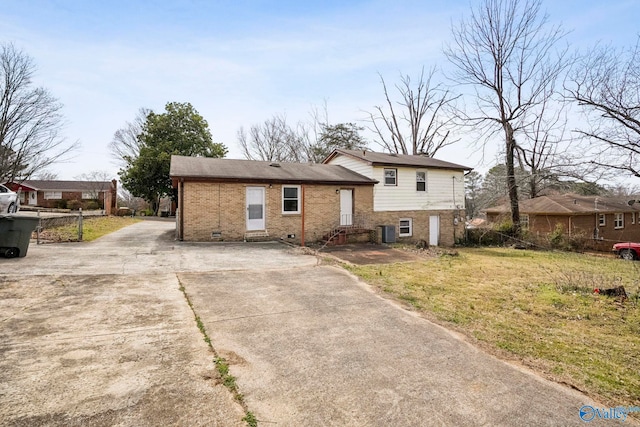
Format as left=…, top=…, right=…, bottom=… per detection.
left=0, top=221, right=625, bottom=426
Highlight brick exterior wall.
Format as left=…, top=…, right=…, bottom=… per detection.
left=372, top=210, right=465, bottom=247
left=180, top=181, right=374, bottom=244
left=36, top=191, right=109, bottom=209
left=487, top=211, right=640, bottom=251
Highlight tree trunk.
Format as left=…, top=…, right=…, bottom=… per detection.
left=505, top=123, right=521, bottom=236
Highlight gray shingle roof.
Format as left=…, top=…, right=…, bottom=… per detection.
left=485, top=194, right=640, bottom=215
left=170, top=156, right=378, bottom=185
left=325, top=149, right=472, bottom=170
left=10, top=180, right=113, bottom=191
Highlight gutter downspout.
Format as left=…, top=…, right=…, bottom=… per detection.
left=179, top=178, right=184, bottom=241
left=301, top=184, right=305, bottom=247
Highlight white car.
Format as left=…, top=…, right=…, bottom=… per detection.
left=0, top=184, right=19, bottom=213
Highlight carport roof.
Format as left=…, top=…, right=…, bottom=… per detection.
left=170, top=155, right=378, bottom=185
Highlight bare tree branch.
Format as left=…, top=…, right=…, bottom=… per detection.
left=0, top=43, right=77, bottom=182
left=366, top=67, right=459, bottom=156
left=109, top=107, right=150, bottom=166
left=566, top=37, right=640, bottom=179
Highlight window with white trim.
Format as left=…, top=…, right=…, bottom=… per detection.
left=399, top=218, right=412, bottom=237
left=614, top=213, right=624, bottom=229
left=82, top=192, right=94, bottom=199
left=282, top=185, right=300, bottom=214
left=416, top=171, right=426, bottom=192
left=44, top=191, right=62, bottom=200
left=598, top=214, right=606, bottom=227
left=521, top=214, right=530, bottom=230
left=384, top=168, right=397, bottom=186
left=632, top=212, right=636, bottom=225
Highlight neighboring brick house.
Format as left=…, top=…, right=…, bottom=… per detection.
left=170, top=155, right=377, bottom=244
left=5, top=180, right=118, bottom=214
left=484, top=194, right=640, bottom=250
left=323, top=149, right=471, bottom=246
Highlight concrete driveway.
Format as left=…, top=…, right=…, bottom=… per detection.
left=0, top=220, right=314, bottom=426
left=0, top=220, right=622, bottom=426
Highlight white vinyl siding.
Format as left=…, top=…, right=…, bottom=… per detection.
left=324, top=155, right=373, bottom=178
left=372, top=167, right=465, bottom=211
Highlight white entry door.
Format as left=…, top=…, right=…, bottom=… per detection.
left=429, top=215, right=440, bottom=246
left=246, top=187, right=265, bottom=231
left=340, top=189, right=353, bottom=226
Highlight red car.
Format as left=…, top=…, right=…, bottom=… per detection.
left=612, top=242, right=640, bottom=260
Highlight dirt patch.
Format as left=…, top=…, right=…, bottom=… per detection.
left=319, top=243, right=432, bottom=265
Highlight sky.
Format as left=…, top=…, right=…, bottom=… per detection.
left=1, top=0, right=639, bottom=181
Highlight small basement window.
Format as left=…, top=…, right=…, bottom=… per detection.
left=384, top=168, right=397, bottom=186
left=282, top=185, right=300, bottom=214
left=399, top=218, right=412, bottom=237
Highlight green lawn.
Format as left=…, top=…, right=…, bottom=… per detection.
left=38, top=216, right=140, bottom=242
left=345, top=247, right=640, bottom=407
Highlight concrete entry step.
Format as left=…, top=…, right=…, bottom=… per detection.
left=244, top=230, right=270, bottom=242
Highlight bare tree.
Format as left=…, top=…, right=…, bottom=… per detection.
left=516, top=87, right=575, bottom=198
left=567, top=37, right=640, bottom=179
left=75, top=170, right=114, bottom=209
left=366, top=67, right=458, bottom=156
left=33, top=170, right=59, bottom=180
left=444, top=0, right=569, bottom=235
left=109, top=107, right=150, bottom=166
left=238, top=114, right=305, bottom=162
left=0, top=43, right=77, bottom=182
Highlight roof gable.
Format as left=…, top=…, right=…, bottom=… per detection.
left=169, top=156, right=378, bottom=185
left=323, top=149, right=472, bottom=171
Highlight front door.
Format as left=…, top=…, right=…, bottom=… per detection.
left=28, top=192, right=37, bottom=206
left=340, top=189, right=353, bottom=226
left=429, top=215, right=440, bottom=246
left=246, top=187, right=265, bottom=231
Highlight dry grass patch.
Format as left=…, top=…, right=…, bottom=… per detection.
left=346, top=247, right=640, bottom=407
left=38, top=216, right=141, bottom=242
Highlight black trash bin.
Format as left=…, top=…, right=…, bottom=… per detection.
left=0, top=215, right=40, bottom=258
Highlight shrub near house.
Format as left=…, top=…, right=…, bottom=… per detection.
left=484, top=194, right=640, bottom=251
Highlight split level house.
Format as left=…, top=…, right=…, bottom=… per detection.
left=484, top=194, right=640, bottom=250
left=170, top=149, right=471, bottom=247
left=4, top=180, right=118, bottom=214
